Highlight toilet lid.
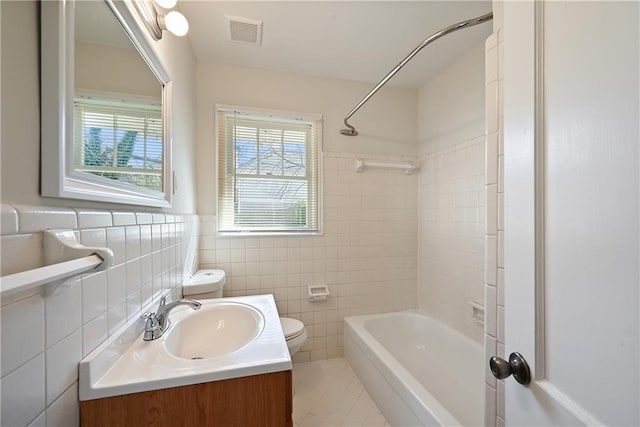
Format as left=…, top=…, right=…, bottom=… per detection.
left=280, top=317, right=304, bottom=340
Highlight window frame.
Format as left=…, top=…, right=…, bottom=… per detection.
left=215, top=104, right=323, bottom=236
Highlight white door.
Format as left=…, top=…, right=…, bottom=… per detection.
left=501, top=1, right=639, bottom=425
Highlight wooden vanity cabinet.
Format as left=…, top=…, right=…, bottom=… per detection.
left=80, top=370, right=292, bottom=427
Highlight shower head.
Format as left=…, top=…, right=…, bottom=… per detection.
left=340, top=128, right=358, bottom=136
left=340, top=121, right=358, bottom=136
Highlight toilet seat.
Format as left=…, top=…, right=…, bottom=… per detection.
left=280, top=317, right=305, bottom=340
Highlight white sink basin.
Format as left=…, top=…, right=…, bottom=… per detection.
left=79, top=295, right=291, bottom=401
left=164, top=302, right=264, bottom=360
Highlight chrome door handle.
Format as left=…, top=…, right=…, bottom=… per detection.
left=489, top=352, right=531, bottom=385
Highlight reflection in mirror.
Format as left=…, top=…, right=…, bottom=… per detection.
left=40, top=0, right=172, bottom=207
left=74, top=1, right=164, bottom=192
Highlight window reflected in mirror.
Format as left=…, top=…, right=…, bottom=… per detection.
left=74, top=1, right=164, bottom=193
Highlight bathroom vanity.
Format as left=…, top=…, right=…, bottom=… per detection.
left=78, top=295, right=292, bottom=426
left=80, top=370, right=292, bottom=426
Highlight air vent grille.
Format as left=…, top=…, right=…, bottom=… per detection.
left=225, top=15, right=263, bottom=45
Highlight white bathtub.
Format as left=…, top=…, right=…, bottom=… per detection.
left=344, top=311, right=484, bottom=426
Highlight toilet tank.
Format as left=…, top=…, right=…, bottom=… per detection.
left=182, top=269, right=226, bottom=299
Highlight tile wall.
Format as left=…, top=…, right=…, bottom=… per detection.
left=0, top=204, right=198, bottom=427
left=417, top=137, right=486, bottom=343
left=484, top=2, right=505, bottom=425
left=199, top=152, right=418, bottom=362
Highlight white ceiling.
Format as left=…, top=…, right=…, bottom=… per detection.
left=180, top=1, right=493, bottom=89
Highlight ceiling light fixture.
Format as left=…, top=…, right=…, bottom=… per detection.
left=133, top=0, right=189, bottom=41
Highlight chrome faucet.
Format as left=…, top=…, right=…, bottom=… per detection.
left=143, top=295, right=202, bottom=341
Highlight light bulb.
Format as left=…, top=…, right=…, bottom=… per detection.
left=153, top=0, right=177, bottom=8
left=164, top=11, right=189, bottom=37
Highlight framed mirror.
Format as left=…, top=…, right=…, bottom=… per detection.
left=41, top=0, right=173, bottom=207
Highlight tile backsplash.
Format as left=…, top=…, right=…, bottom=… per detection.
left=199, top=152, right=418, bottom=362
left=0, top=204, right=198, bottom=426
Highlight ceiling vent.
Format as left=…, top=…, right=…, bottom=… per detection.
left=225, top=15, right=263, bottom=46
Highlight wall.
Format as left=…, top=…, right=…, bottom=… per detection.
left=0, top=1, right=199, bottom=426
left=416, top=43, right=486, bottom=343
left=0, top=206, right=198, bottom=426
left=0, top=0, right=197, bottom=214
left=484, top=2, right=504, bottom=425
left=196, top=62, right=419, bottom=361
left=75, top=42, right=160, bottom=98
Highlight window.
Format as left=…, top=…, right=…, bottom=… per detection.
left=216, top=105, right=322, bottom=234
left=74, top=95, right=163, bottom=192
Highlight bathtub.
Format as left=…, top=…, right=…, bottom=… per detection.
left=344, top=311, right=484, bottom=426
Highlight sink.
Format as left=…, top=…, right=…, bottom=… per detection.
left=79, top=295, right=291, bottom=401
left=164, top=302, right=264, bottom=360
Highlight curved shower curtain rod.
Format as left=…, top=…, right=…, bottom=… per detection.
left=340, top=11, right=494, bottom=136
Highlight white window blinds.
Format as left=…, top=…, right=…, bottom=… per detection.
left=216, top=107, right=322, bottom=233
left=73, top=95, right=163, bottom=192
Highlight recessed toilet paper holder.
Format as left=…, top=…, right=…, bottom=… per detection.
left=308, top=285, right=330, bottom=301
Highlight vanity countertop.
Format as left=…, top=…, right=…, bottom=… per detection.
left=79, top=294, right=291, bottom=401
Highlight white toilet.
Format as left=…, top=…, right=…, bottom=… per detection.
left=280, top=317, right=307, bottom=356
left=182, top=269, right=226, bottom=299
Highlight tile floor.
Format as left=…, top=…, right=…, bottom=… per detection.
left=292, top=358, right=389, bottom=427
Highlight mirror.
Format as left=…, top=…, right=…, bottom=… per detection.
left=41, top=0, right=173, bottom=207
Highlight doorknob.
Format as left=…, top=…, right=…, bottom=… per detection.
left=489, top=352, right=531, bottom=385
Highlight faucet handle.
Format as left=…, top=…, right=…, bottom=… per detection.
left=156, top=294, right=168, bottom=311
left=142, top=312, right=161, bottom=341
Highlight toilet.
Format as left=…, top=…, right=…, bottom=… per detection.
left=280, top=317, right=307, bottom=356
left=182, top=269, right=226, bottom=299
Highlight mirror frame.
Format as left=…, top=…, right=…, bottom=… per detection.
left=41, top=0, right=173, bottom=207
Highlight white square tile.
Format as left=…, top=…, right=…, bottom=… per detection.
left=106, top=227, right=126, bottom=266
left=134, top=212, right=153, bottom=225
left=485, top=236, right=498, bottom=286
left=152, top=213, right=166, bottom=224
left=0, top=234, right=42, bottom=276
left=497, top=305, right=504, bottom=343
left=486, top=184, right=498, bottom=236
left=485, top=285, right=497, bottom=337
left=140, top=225, right=153, bottom=256
left=82, top=312, right=108, bottom=357
left=497, top=379, right=505, bottom=419
left=125, top=226, right=141, bottom=261
left=75, top=209, right=112, bottom=229
left=108, top=301, right=127, bottom=335
left=80, top=228, right=107, bottom=249
left=126, top=259, right=142, bottom=294
left=112, top=212, right=137, bottom=226
left=485, top=334, right=497, bottom=388
left=45, top=280, right=82, bottom=348
left=498, top=231, right=504, bottom=268
left=45, top=330, right=81, bottom=405
left=485, top=45, right=498, bottom=85
left=486, top=133, right=498, bottom=185
left=81, top=271, right=107, bottom=322
left=45, top=383, right=79, bottom=427
left=497, top=268, right=505, bottom=307
left=0, top=353, right=45, bottom=427
left=107, top=264, right=127, bottom=305
left=486, top=81, right=499, bottom=135
left=484, top=383, right=497, bottom=427
left=1, top=293, right=44, bottom=376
